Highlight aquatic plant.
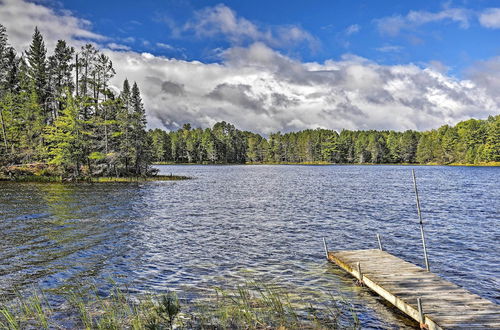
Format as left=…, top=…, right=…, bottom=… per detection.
left=0, top=282, right=359, bottom=329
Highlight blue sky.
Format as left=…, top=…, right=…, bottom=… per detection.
left=47, top=0, right=500, bottom=76
left=2, top=0, right=500, bottom=133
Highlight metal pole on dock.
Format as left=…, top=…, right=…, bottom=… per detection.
left=377, top=234, right=383, bottom=250
left=417, top=297, right=425, bottom=326
left=412, top=169, right=430, bottom=271
left=323, top=237, right=329, bottom=259
left=357, top=262, right=363, bottom=282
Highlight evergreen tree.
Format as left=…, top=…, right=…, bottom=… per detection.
left=0, top=27, right=154, bottom=177
left=0, top=24, right=10, bottom=92
left=48, top=40, right=74, bottom=116
left=0, top=24, right=10, bottom=154
left=117, top=79, right=133, bottom=172
left=26, top=27, right=48, bottom=120
left=130, top=82, right=150, bottom=174
left=44, top=92, right=83, bottom=178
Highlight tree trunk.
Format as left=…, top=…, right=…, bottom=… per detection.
left=75, top=54, right=79, bottom=97
left=0, top=109, right=8, bottom=151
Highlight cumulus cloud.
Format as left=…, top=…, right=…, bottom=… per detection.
left=0, top=0, right=105, bottom=50
left=466, top=56, right=500, bottom=104
left=102, top=44, right=498, bottom=134
left=1, top=0, right=499, bottom=135
left=375, top=8, right=470, bottom=36
left=161, top=80, right=185, bottom=96
left=479, top=8, right=500, bottom=28
left=183, top=4, right=319, bottom=51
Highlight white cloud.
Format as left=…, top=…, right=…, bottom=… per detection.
left=0, top=0, right=105, bottom=51
left=106, top=43, right=131, bottom=51
left=121, top=36, right=136, bottom=43
left=103, top=43, right=498, bottom=134
left=426, top=60, right=449, bottom=74
left=345, top=24, right=360, bottom=35
left=156, top=42, right=176, bottom=51
left=479, top=8, right=500, bottom=28
left=466, top=56, right=500, bottom=104
left=376, top=45, right=403, bottom=53
left=376, top=8, right=470, bottom=36
left=183, top=4, right=319, bottom=51
left=1, top=0, right=499, bottom=135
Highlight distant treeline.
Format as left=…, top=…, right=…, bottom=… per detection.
left=0, top=25, right=153, bottom=178
left=148, top=115, right=499, bottom=165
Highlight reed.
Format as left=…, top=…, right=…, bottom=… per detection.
left=0, top=282, right=359, bottom=329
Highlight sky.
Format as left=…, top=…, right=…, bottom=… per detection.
left=1, top=0, right=500, bottom=134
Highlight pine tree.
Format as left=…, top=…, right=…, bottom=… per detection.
left=17, top=59, right=45, bottom=162
left=77, top=44, right=98, bottom=102
left=48, top=40, right=74, bottom=117
left=26, top=27, right=48, bottom=121
left=5, top=48, right=20, bottom=93
left=44, top=92, right=83, bottom=178
left=0, top=24, right=10, bottom=153
left=0, top=24, right=10, bottom=93
left=130, top=82, right=149, bottom=174
left=117, top=79, right=133, bottom=173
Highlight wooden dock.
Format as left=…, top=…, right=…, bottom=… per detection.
left=326, top=248, right=500, bottom=329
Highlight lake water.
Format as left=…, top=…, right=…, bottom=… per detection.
left=0, top=165, right=498, bottom=328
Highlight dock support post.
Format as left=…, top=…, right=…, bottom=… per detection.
left=377, top=234, right=383, bottom=250
left=417, top=297, right=427, bottom=328
left=357, top=262, right=363, bottom=282
left=322, top=238, right=328, bottom=259
left=412, top=169, right=430, bottom=272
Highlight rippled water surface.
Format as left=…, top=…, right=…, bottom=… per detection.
left=0, top=165, right=499, bottom=328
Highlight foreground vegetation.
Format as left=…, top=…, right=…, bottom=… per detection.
left=149, top=115, right=499, bottom=166
left=0, top=282, right=359, bottom=329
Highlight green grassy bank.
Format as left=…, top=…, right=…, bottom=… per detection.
left=0, top=163, right=190, bottom=183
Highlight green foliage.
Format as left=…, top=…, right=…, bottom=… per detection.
left=0, top=27, right=153, bottom=178
left=149, top=115, right=500, bottom=165
left=153, top=292, right=180, bottom=329
left=26, top=27, right=48, bottom=114
left=44, top=92, right=83, bottom=176
left=482, top=115, right=500, bottom=162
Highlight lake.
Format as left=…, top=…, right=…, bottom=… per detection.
left=0, top=165, right=498, bottom=328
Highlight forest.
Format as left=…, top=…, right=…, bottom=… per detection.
left=0, top=24, right=498, bottom=181
left=149, top=116, right=499, bottom=165
left=0, top=24, right=153, bottom=179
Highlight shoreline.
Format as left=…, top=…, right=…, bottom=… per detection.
left=0, top=174, right=191, bottom=183
left=153, top=161, right=500, bottom=167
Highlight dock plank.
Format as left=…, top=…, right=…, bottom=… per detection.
left=327, top=249, right=500, bottom=330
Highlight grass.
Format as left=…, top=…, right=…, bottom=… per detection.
left=447, top=161, right=500, bottom=167
left=89, top=175, right=191, bottom=182
left=0, top=174, right=191, bottom=183
left=0, top=282, right=359, bottom=329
